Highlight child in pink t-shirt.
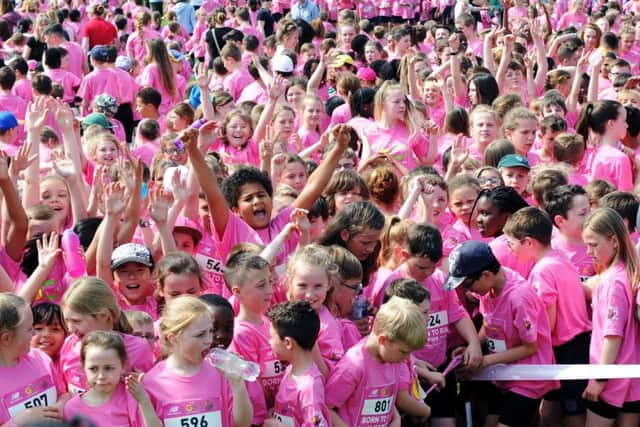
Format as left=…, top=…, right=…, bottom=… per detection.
left=263, top=301, right=331, bottom=427
left=441, top=175, right=483, bottom=257
left=444, top=241, right=559, bottom=426
left=62, top=331, right=159, bottom=427
left=545, top=185, right=595, bottom=278
left=504, top=207, right=592, bottom=424
left=0, top=294, right=67, bottom=426
left=226, top=252, right=278, bottom=423
left=144, top=296, right=253, bottom=427
left=503, top=108, right=540, bottom=169
left=220, top=44, right=254, bottom=102
left=581, top=208, right=640, bottom=423
left=326, top=297, right=427, bottom=427
left=59, top=278, right=154, bottom=394
left=286, top=244, right=345, bottom=377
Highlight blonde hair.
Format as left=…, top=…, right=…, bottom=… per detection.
left=373, top=296, right=427, bottom=350
left=502, top=107, right=537, bottom=133
left=584, top=207, right=640, bottom=295
left=0, top=293, right=28, bottom=335
left=286, top=244, right=340, bottom=293
left=124, top=310, right=153, bottom=328
left=160, top=295, right=210, bottom=354
left=374, top=81, right=421, bottom=139
left=61, top=277, right=132, bottom=334
left=86, top=133, right=120, bottom=157
left=378, top=216, right=412, bottom=267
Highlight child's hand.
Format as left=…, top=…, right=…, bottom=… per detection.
left=290, top=208, right=310, bottom=235
left=178, top=128, right=199, bottom=152
left=125, top=373, right=150, bottom=404
left=9, top=141, right=36, bottom=178
left=104, top=182, right=126, bottom=217
left=268, top=74, right=287, bottom=101
left=420, top=370, right=446, bottom=390
left=37, top=231, right=61, bottom=269
left=332, top=124, right=352, bottom=152
left=450, top=134, right=469, bottom=170
left=271, top=153, right=287, bottom=177
left=54, top=101, right=75, bottom=132
left=51, top=152, right=78, bottom=181
left=409, top=175, right=427, bottom=195
left=26, top=96, right=50, bottom=130
left=582, top=379, right=607, bottom=402
left=290, top=132, right=303, bottom=152
left=148, top=185, right=173, bottom=226
left=12, top=406, right=62, bottom=425
left=195, top=62, right=210, bottom=89
left=260, top=125, right=275, bottom=159
left=170, top=167, right=189, bottom=202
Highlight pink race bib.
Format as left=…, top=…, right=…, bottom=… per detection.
left=3, top=375, right=57, bottom=417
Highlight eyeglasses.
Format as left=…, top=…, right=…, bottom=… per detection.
left=505, top=237, right=526, bottom=250
left=478, top=177, right=501, bottom=186
left=341, top=281, right=362, bottom=293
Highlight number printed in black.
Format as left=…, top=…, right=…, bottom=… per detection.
left=24, top=392, right=49, bottom=408
left=180, top=416, right=209, bottom=427
left=429, top=313, right=441, bottom=328
left=374, top=399, right=388, bottom=413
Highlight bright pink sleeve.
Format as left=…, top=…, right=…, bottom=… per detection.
left=325, top=356, right=361, bottom=409
left=298, top=375, right=330, bottom=427
left=529, top=267, right=558, bottom=307
left=601, top=280, right=630, bottom=337
left=513, top=292, right=541, bottom=344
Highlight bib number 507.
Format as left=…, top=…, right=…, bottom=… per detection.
left=24, top=392, right=49, bottom=408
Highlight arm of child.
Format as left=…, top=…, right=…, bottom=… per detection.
left=50, top=154, right=89, bottom=225
left=125, top=374, right=162, bottom=427
left=567, top=53, right=588, bottom=115
left=587, top=55, right=602, bottom=103
left=196, top=63, right=215, bottom=121
left=23, top=97, right=48, bottom=211
left=148, top=186, right=178, bottom=257
left=0, top=150, right=27, bottom=262
left=96, top=183, right=127, bottom=287
left=227, top=374, right=253, bottom=427
left=293, top=125, right=349, bottom=211
left=495, top=34, right=514, bottom=92
left=329, top=410, right=349, bottom=427
left=183, top=125, right=230, bottom=239
left=582, top=335, right=622, bottom=402
left=115, top=157, right=143, bottom=246
left=311, top=342, right=331, bottom=380
left=254, top=75, right=287, bottom=145
left=398, top=176, right=424, bottom=220
left=483, top=27, right=498, bottom=75
left=407, top=52, right=421, bottom=101
left=17, top=232, right=61, bottom=303
left=453, top=316, right=483, bottom=368
left=396, top=389, right=431, bottom=418
left=449, top=54, right=467, bottom=105
left=531, top=20, right=548, bottom=91
left=482, top=341, right=538, bottom=366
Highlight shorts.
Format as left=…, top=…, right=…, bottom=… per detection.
left=544, top=331, right=590, bottom=415
left=585, top=399, right=620, bottom=420
left=487, top=383, right=540, bottom=427
left=422, top=361, right=457, bottom=418
left=622, top=400, right=640, bottom=413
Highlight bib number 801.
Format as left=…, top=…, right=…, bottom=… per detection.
left=180, top=416, right=208, bottom=427
left=375, top=400, right=389, bottom=413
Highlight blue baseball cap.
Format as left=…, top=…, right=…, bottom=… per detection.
left=0, top=111, right=18, bottom=131
left=443, top=240, right=498, bottom=291
left=89, top=45, right=110, bottom=62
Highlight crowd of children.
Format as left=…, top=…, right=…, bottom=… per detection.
left=4, top=0, right=640, bottom=426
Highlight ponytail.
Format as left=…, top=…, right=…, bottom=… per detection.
left=575, top=102, right=593, bottom=144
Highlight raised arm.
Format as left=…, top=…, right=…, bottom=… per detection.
left=96, top=182, right=127, bottom=286
left=293, top=125, right=349, bottom=210
left=531, top=19, right=548, bottom=91
left=495, top=34, right=514, bottom=91
left=253, top=75, right=287, bottom=146
left=183, top=124, right=229, bottom=239
left=0, top=150, right=28, bottom=261
left=195, top=63, right=215, bottom=121
left=17, top=232, right=61, bottom=303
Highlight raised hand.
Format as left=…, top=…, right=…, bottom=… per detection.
left=104, top=181, right=126, bottom=217
left=9, top=141, right=36, bottom=178
left=195, top=62, right=210, bottom=88
left=54, top=101, right=75, bottom=132
left=26, top=96, right=50, bottom=130
left=268, top=73, right=287, bottom=101
left=148, top=185, right=173, bottom=225
left=36, top=231, right=61, bottom=269
left=51, top=152, right=78, bottom=180
left=290, top=208, right=310, bottom=235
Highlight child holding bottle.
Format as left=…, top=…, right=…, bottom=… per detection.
left=144, top=295, right=252, bottom=427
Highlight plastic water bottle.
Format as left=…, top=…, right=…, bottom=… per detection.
left=61, top=229, right=86, bottom=278
left=352, top=291, right=369, bottom=320
left=206, top=348, right=261, bottom=381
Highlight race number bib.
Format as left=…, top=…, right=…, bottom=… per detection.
left=162, top=399, right=222, bottom=427
left=486, top=337, right=507, bottom=353
left=273, top=412, right=295, bottom=427
left=361, top=397, right=393, bottom=416
left=262, top=359, right=286, bottom=378
left=428, top=310, right=448, bottom=329
left=358, top=384, right=395, bottom=426
left=195, top=253, right=224, bottom=274
left=3, top=375, right=57, bottom=417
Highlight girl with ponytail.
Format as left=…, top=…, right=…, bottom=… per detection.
left=59, top=277, right=154, bottom=394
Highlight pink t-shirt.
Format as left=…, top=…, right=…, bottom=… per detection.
left=0, top=348, right=65, bottom=425
left=229, top=316, right=282, bottom=418
left=0, top=91, right=26, bottom=120
left=60, top=333, right=153, bottom=394
left=590, top=262, right=640, bottom=407
left=365, top=266, right=394, bottom=309
left=237, top=81, right=269, bottom=104
left=255, top=206, right=298, bottom=268
left=330, top=103, right=352, bottom=126
left=44, top=68, right=82, bottom=103
left=478, top=268, right=559, bottom=399
left=383, top=267, right=467, bottom=367
left=223, top=68, right=254, bottom=101
left=137, top=63, right=186, bottom=115
left=551, top=235, right=595, bottom=278
left=130, top=142, right=159, bottom=167
left=489, top=235, right=535, bottom=279
left=272, top=363, right=331, bottom=427
left=63, top=382, right=144, bottom=427
left=144, top=360, right=235, bottom=427
left=587, top=144, right=633, bottom=192
left=318, top=305, right=345, bottom=364
left=77, top=68, right=123, bottom=111
left=365, top=123, right=431, bottom=171
left=528, top=249, right=591, bottom=346
left=12, top=78, right=33, bottom=103
left=325, top=339, right=410, bottom=427
left=209, top=138, right=260, bottom=167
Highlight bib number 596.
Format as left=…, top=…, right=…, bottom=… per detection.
left=180, top=416, right=208, bottom=427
